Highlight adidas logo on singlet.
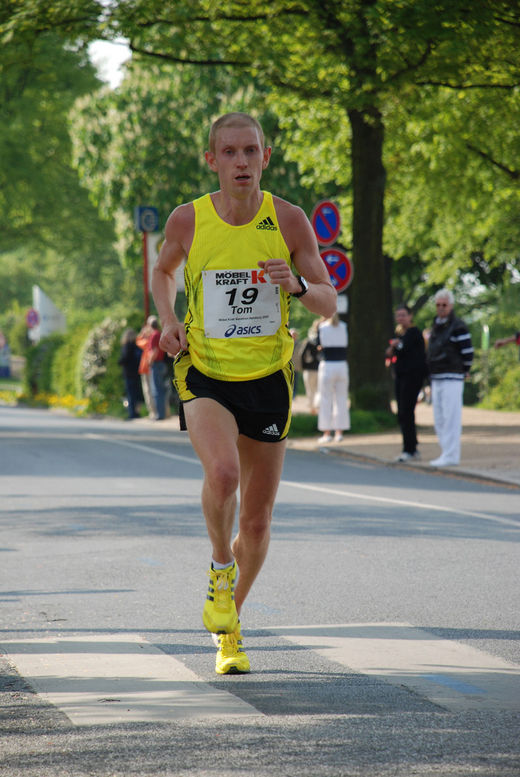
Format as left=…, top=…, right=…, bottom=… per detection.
left=256, top=216, right=277, bottom=231
left=262, top=423, right=280, bottom=436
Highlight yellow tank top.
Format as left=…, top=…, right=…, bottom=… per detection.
left=184, top=191, right=293, bottom=381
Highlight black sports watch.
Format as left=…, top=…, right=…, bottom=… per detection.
left=291, top=275, right=309, bottom=298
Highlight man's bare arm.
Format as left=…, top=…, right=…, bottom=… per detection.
left=151, top=204, right=193, bottom=354
left=270, top=199, right=337, bottom=318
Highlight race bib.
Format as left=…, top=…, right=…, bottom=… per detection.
left=203, top=268, right=281, bottom=338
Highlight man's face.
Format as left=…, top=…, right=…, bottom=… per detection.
left=435, top=297, right=453, bottom=317
left=205, top=125, right=271, bottom=196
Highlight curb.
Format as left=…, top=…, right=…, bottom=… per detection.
left=297, top=441, right=520, bottom=490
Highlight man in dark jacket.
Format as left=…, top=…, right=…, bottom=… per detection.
left=427, top=289, right=474, bottom=467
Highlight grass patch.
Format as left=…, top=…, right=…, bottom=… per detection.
left=0, top=377, right=21, bottom=391
left=289, top=409, right=398, bottom=438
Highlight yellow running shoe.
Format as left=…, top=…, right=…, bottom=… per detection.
left=202, top=562, right=239, bottom=634
left=215, top=624, right=250, bottom=675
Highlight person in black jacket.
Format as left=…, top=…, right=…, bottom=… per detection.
left=426, top=289, right=474, bottom=467
left=118, top=328, right=143, bottom=419
left=386, top=304, right=427, bottom=461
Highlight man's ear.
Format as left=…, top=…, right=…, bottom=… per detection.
left=205, top=150, right=218, bottom=171
left=262, top=146, right=272, bottom=170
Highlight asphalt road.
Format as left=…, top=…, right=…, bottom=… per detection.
left=1, top=406, right=519, bottom=776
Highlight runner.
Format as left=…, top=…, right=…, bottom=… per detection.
left=152, top=112, right=336, bottom=674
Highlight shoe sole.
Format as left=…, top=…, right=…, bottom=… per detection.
left=216, top=663, right=250, bottom=675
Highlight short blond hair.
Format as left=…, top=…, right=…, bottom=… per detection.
left=208, top=112, right=265, bottom=153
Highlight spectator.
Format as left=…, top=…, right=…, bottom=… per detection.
left=317, top=313, right=350, bottom=443
left=118, top=329, right=143, bottom=419
left=427, top=289, right=474, bottom=467
left=136, top=317, right=158, bottom=419
left=300, top=319, right=320, bottom=415
left=148, top=317, right=167, bottom=420
left=0, top=332, right=10, bottom=378
left=385, top=304, right=427, bottom=461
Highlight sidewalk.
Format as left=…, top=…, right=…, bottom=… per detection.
left=288, top=397, right=520, bottom=489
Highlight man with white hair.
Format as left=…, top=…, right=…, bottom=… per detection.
left=426, top=289, right=474, bottom=466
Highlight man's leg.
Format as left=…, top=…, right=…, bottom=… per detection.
left=431, top=380, right=446, bottom=454
left=441, top=380, right=463, bottom=463
left=183, top=398, right=240, bottom=564
left=231, top=436, right=287, bottom=615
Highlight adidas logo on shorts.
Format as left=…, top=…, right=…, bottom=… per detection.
left=262, top=423, right=280, bottom=436
left=256, top=216, right=277, bottom=231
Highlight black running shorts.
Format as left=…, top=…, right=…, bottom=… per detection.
left=173, top=351, right=294, bottom=442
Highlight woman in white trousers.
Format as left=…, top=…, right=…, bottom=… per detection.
left=317, top=313, right=350, bottom=443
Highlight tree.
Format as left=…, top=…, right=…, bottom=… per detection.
left=70, top=61, right=320, bottom=270
left=0, top=24, right=129, bottom=315
left=100, top=0, right=520, bottom=408
left=4, top=1, right=520, bottom=407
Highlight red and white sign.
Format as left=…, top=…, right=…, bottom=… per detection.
left=320, top=247, right=354, bottom=293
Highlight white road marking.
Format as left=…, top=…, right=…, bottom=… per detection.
left=0, top=634, right=258, bottom=726
left=282, top=480, right=519, bottom=526
left=91, top=434, right=518, bottom=528
left=270, top=622, right=520, bottom=712
left=85, top=434, right=201, bottom=466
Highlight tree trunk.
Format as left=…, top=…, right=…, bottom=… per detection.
left=347, top=106, right=392, bottom=410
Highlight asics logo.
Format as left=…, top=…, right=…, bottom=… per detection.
left=225, top=324, right=262, bottom=337
left=256, top=216, right=277, bottom=231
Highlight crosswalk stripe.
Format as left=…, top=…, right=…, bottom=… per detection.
left=0, top=634, right=258, bottom=726
left=270, top=622, right=520, bottom=712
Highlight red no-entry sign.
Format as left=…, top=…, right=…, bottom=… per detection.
left=320, top=247, right=353, bottom=293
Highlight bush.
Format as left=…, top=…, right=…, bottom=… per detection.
left=79, top=310, right=144, bottom=417
left=289, top=408, right=397, bottom=437
left=20, top=309, right=145, bottom=417
left=24, top=333, right=65, bottom=395
left=52, top=324, right=92, bottom=397
left=480, top=362, right=520, bottom=410
left=469, top=347, right=520, bottom=410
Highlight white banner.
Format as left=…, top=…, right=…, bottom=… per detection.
left=29, top=286, right=66, bottom=343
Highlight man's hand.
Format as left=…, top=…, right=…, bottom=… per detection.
left=159, top=321, right=188, bottom=356
left=258, top=259, right=301, bottom=295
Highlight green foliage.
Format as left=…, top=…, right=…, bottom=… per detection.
left=0, top=28, right=131, bottom=319
left=70, top=63, right=317, bottom=269
left=288, top=302, right=319, bottom=341
left=51, top=325, right=92, bottom=397
left=20, top=308, right=144, bottom=415
left=6, top=311, right=32, bottom=357
left=24, top=333, right=65, bottom=395
left=4, top=0, right=520, bottom=411
left=289, top=408, right=397, bottom=438
left=481, top=362, right=520, bottom=411
left=0, top=30, right=101, bottom=250
left=79, top=311, right=145, bottom=415
left=474, top=344, right=520, bottom=411
left=81, top=316, right=124, bottom=401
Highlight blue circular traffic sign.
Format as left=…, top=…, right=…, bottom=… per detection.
left=320, top=247, right=353, bottom=293
left=311, top=200, right=341, bottom=246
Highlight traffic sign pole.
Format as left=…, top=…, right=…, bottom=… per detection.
left=135, top=206, right=160, bottom=318
left=143, top=232, right=150, bottom=320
